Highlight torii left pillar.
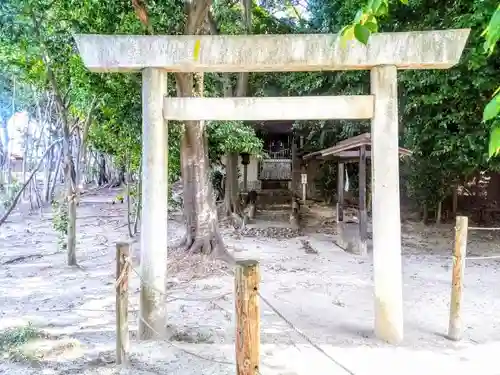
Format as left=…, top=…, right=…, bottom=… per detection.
left=139, top=68, right=169, bottom=339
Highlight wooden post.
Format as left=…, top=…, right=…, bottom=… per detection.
left=291, top=135, right=298, bottom=195
left=235, top=260, right=260, bottom=375
left=301, top=168, right=307, bottom=204
left=371, top=65, right=403, bottom=344
left=336, top=161, right=347, bottom=249
left=336, top=162, right=344, bottom=222
left=116, top=242, right=130, bottom=365
left=358, top=145, right=368, bottom=256
left=448, top=215, right=468, bottom=341
left=139, top=68, right=169, bottom=339
left=367, top=159, right=372, bottom=215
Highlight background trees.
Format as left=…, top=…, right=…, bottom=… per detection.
left=0, top=0, right=499, bottom=252
left=308, top=0, right=500, bottom=218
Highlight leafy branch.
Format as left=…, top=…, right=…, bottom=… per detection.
left=341, top=0, right=500, bottom=157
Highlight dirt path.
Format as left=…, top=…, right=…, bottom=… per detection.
left=1, top=190, right=500, bottom=374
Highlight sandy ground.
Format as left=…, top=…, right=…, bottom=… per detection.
left=1, top=189, right=500, bottom=375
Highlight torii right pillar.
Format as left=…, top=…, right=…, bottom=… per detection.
left=371, top=65, right=403, bottom=344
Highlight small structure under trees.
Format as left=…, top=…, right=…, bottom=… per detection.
left=303, top=132, right=412, bottom=255
left=75, top=29, right=470, bottom=344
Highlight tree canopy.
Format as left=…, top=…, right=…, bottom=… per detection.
left=1, top=0, right=499, bottom=212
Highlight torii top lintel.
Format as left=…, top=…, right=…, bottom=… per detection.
left=74, top=29, right=470, bottom=73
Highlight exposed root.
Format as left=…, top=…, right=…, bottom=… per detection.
left=289, top=198, right=301, bottom=231
left=289, top=214, right=300, bottom=231
left=175, top=227, right=236, bottom=266
left=240, top=202, right=256, bottom=231
left=230, top=212, right=244, bottom=229
left=241, top=214, right=249, bottom=231
left=172, top=233, right=194, bottom=252
left=247, top=203, right=256, bottom=220
left=2, top=254, right=44, bottom=265
left=187, top=236, right=235, bottom=265
left=187, top=238, right=214, bottom=255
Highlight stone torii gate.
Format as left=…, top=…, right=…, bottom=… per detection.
left=75, top=29, right=470, bottom=344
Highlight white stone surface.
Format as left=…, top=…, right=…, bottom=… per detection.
left=163, top=96, right=374, bottom=121
left=139, top=68, right=169, bottom=338
left=74, top=29, right=470, bottom=73
left=370, top=65, right=404, bottom=344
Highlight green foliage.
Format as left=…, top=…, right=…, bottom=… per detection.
left=490, top=125, right=500, bottom=156
left=7, top=0, right=499, bottom=217
left=482, top=4, right=500, bottom=55
left=313, top=0, right=499, bottom=207
left=167, top=122, right=182, bottom=184
left=484, top=89, right=500, bottom=122
left=0, top=323, right=44, bottom=359
left=313, top=161, right=337, bottom=203
left=339, top=0, right=402, bottom=45
left=0, top=0, right=288, bottom=193
left=0, top=179, right=22, bottom=210
left=342, top=0, right=500, bottom=160
left=207, top=121, right=263, bottom=162
left=51, top=198, right=68, bottom=250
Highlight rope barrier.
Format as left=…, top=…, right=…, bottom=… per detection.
left=27, top=307, right=139, bottom=313
left=219, top=268, right=356, bottom=375
left=258, top=291, right=356, bottom=375
left=468, top=226, right=500, bottom=231
left=466, top=255, right=500, bottom=260
left=138, top=314, right=236, bottom=366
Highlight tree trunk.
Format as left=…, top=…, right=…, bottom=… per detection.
left=224, top=152, right=243, bottom=222
left=422, top=202, right=429, bottom=224
left=452, top=184, right=458, bottom=217
left=98, top=153, right=107, bottom=186
left=49, top=148, right=62, bottom=201
left=180, top=133, right=196, bottom=247
left=214, top=1, right=251, bottom=224
left=176, top=71, right=233, bottom=261
left=118, top=164, right=126, bottom=186
left=0, top=118, right=7, bottom=173
left=21, top=125, right=29, bottom=200
left=436, top=200, right=442, bottom=224
left=43, top=145, right=53, bottom=202
left=0, top=138, right=61, bottom=226
left=179, top=120, right=228, bottom=257
left=127, top=0, right=234, bottom=261
left=187, top=121, right=220, bottom=253
left=64, top=154, right=77, bottom=266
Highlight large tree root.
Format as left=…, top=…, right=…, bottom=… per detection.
left=175, top=228, right=235, bottom=265
left=230, top=212, right=244, bottom=229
